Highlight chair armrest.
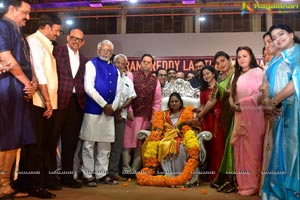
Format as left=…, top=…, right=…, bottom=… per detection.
left=137, top=130, right=151, bottom=140
left=197, top=131, right=213, bottom=141
left=197, top=131, right=212, bottom=165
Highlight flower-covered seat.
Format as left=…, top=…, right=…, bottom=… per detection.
left=137, top=79, right=212, bottom=187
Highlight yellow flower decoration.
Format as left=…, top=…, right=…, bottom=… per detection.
left=144, top=141, right=160, bottom=158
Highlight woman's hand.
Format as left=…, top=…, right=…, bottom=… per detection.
left=192, top=108, right=200, bottom=113
left=187, top=119, right=201, bottom=130
left=229, top=96, right=241, bottom=112
left=233, top=103, right=241, bottom=112
left=262, top=98, right=273, bottom=115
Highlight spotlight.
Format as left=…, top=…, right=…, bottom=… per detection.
left=198, top=16, right=206, bottom=22
left=66, top=19, right=74, bottom=26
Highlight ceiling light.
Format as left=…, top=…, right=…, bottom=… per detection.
left=0, top=3, right=4, bottom=8
left=66, top=19, right=74, bottom=26
left=89, top=3, right=103, bottom=7
left=198, top=16, right=206, bottom=22
left=89, top=0, right=103, bottom=7
left=129, top=0, right=138, bottom=3
left=182, top=0, right=195, bottom=4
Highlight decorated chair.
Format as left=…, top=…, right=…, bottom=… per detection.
left=137, top=78, right=212, bottom=187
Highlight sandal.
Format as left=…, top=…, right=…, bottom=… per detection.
left=83, top=178, right=97, bottom=187
left=102, top=176, right=118, bottom=185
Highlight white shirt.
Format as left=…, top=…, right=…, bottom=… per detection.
left=27, top=30, right=58, bottom=109
left=67, top=44, right=80, bottom=93
left=119, top=72, right=137, bottom=119
left=28, top=30, right=53, bottom=85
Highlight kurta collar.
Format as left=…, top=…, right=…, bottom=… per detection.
left=67, top=44, right=79, bottom=55
left=35, top=30, right=53, bottom=51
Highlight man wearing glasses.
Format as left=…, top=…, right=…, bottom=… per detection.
left=52, top=28, right=88, bottom=188
left=156, top=67, right=167, bottom=88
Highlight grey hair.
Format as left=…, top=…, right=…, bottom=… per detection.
left=113, top=54, right=128, bottom=63
left=97, top=39, right=114, bottom=50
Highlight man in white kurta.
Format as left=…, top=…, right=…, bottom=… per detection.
left=108, top=54, right=137, bottom=181
left=79, top=40, right=122, bottom=186
left=18, top=13, right=62, bottom=198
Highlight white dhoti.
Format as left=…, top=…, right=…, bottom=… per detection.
left=80, top=113, right=115, bottom=179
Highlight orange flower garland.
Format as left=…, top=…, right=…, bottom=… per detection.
left=137, top=106, right=200, bottom=187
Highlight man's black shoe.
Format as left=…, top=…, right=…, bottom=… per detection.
left=28, top=188, right=56, bottom=199
left=61, top=179, right=82, bottom=188
left=46, top=184, right=63, bottom=191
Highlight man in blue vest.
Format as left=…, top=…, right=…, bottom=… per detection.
left=79, top=39, right=122, bottom=186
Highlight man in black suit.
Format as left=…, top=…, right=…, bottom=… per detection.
left=52, top=28, right=88, bottom=188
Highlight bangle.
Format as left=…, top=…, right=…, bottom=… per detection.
left=271, top=98, right=282, bottom=108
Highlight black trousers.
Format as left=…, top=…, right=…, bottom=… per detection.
left=53, top=95, right=83, bottom=182
left=18, top=105, right=58, bottom=189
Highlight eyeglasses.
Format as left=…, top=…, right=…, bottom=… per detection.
left=70, top=36, right=84, bottom=43
left=99, top=48, right=112, bottom=54
left=158, top=74, right=167, bottom=77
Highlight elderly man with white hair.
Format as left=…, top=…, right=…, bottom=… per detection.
left=79, top=39, right=122, bottom=186
left=108, top=54, right=136, bottom=181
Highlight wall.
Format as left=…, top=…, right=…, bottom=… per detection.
left=56, top=31, right=300, bottom=70
left=57, top=32, right=269, bottom=58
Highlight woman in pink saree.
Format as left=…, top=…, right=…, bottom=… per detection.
left=229, top=46, right=265, bottom=195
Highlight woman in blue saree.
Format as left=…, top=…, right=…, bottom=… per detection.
left=262, top=24, right=300, bottom=200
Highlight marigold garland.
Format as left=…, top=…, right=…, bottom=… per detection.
left=137, top=106, right=200, bottom=187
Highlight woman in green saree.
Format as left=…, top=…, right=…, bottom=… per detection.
left=210, top=51, right=236, bottom=193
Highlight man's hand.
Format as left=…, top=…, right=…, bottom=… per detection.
left=43, top=101, right=53, bottom=119
left=114, top=108, right=122, bottom=123
left=0, top=60, right=12, bottom=74
left=127, top=111, right=134, bottom=121
left=103, top=104, right=114, bottom=116
left=24, top=80, right=38, bottom=100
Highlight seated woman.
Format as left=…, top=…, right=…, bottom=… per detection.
left=137, top=92, right=200, bottom=187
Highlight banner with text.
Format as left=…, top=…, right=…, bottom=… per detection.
left=127, top=56, right=265, bottom=72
